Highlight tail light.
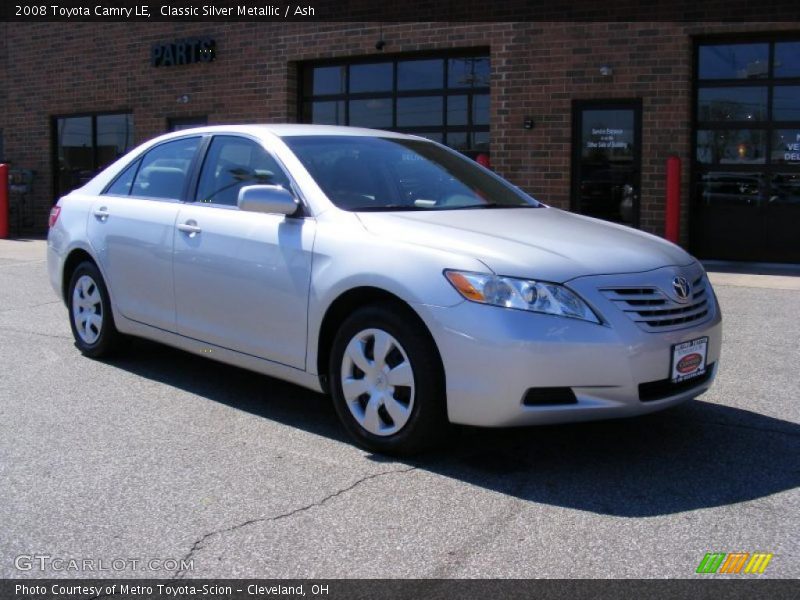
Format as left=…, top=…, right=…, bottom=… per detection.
left=48, top=205, right=61, bottom=228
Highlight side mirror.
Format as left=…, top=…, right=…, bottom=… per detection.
left=238, top=185, right=299, bottom=216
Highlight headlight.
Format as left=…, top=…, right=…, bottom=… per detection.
left=444, top=270, right=601, bottom=324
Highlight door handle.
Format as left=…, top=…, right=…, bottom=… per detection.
left=177, top=221, right=202, bottom=235
left=93, top=207, right=109, bottom=221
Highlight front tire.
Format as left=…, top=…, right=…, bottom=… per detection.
left=329, top=304, right=447, bottom=455
left=67, top=261, right=123, bottom=358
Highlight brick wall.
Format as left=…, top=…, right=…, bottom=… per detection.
left=1, top=21, right=797, bottom=246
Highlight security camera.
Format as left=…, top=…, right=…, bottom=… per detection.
left=375, top=39, right=386, bottom=51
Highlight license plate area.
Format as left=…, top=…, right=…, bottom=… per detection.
left=670, top=337, right=708, bottom=383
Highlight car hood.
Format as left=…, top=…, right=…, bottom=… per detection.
left=355, top=207, right=694, bottom=282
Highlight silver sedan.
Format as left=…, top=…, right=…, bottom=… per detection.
left=47, top=125, right=722, bottom=454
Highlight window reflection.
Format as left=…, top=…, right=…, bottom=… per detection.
left=307, top=65, right=345, bottom=95
left=349, top=98, right=392, bottom=128
left=698, top=172, right=764, bottom=206
left=446, top=132, right=468, bottom=150
left=448, top=57, right=490, bottom=88
left=698, top=44, right=769, bottom=79
left=97, top=114, right=133, bottom=169
left=774, top=42, right=800, bottom=78
left=771, top=173, right=800, bottom=205
left=397, top=97, right=443, bottom=127
left=697, top=130, right=766, bottom=165
left=350, top=63, right=392, bottom=93
left=304, top=101, right=345, bottom=125
left=195, top=136, right=289, bottom=206
left=105, top=159, right=140, bottom=196
left=773, top=86, right=800, bottom=121
left=472, top=94, right=489, bottom=125
left=697, top=87, right=767, bottom=121
left=57, top=117, right=92, bottom=194
left=473, top=131, right=490, bottom=152
left=132, top=137, right=199, bottom=200
left=447, top=95, right=468, bottom=125
left=397, top=59, right=444, bottom=90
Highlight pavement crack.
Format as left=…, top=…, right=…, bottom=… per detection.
left=172, top=465, right=416, bottom=579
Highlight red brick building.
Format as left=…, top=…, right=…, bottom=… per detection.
left=1, top=19, right=798, bottom=261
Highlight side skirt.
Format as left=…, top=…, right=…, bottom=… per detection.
left=114, top=311, right=325, bottom=394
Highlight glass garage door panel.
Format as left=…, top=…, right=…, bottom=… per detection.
left=767, top=130, right=800, bottom=261
left=693, top=38, right=800, bottom=263
left=692, top=172, right=766, bottom=261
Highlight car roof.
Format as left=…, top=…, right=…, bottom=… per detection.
left=157, top=124, right=423, bottom=141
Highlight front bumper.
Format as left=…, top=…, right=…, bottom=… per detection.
left=414, top=264, right=722, bottom=427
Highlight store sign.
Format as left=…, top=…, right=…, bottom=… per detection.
left=152, top=37, right=216, bottom=67
left=587, top=127, right=627, bottom=150
left=785, top=133, right=800, bottom=162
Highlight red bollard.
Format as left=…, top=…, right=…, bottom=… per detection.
left=0, top=164, right=8, bottom=239
left=664, top=156, right=681, bottom=244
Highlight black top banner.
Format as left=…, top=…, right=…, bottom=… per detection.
left=2, top=0, right=800, bottom=22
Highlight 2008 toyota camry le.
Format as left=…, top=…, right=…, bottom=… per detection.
left=47, top=124, right=722, bottom=454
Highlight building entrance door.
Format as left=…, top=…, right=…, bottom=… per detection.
left=572, top=100, right=642, bottom=228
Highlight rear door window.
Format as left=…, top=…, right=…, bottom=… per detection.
left=130, top=137, right=201, bottom=200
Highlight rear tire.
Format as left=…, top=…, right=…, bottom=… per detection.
left=67, top=261, right=123, bottom=358
left=329, top=304, right=448, bottom=455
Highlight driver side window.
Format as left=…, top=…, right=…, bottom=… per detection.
left=196, top=135, right=291, bottom=206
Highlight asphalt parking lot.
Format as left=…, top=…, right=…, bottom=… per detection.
left=1, top=238, right=798, bottom=579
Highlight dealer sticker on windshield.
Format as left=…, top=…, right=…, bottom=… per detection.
left=670, top=337, right=708, bottom=383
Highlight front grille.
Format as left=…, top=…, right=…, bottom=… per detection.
left=601, top=276, right=710, bottom=331
left=638, top=364, right=715, bottom=402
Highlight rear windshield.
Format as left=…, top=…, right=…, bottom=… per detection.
left=281, top=135, right=540, bottom=211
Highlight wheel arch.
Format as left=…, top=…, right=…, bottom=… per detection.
left=61, top=248, right=98, bottom=303
left=315, top=286, right=445, bottom=394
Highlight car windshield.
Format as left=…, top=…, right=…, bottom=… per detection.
left=281, top=135, right=541, bottom=211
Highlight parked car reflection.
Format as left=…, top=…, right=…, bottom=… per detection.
left=699, top=172, right=763, bottom=206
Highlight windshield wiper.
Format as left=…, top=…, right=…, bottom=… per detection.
left=448, top=202, right=539, bottom=210
left=354, top=205, right=426, bottom=212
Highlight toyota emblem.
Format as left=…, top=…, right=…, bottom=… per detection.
left=672, top=276, right=691, bottom=302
